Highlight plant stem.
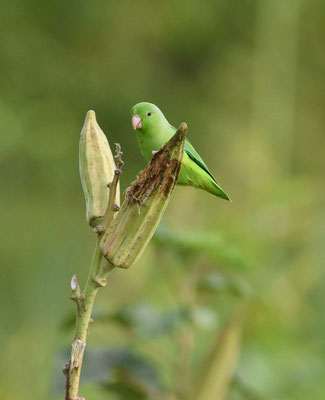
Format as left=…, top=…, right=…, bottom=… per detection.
left=64, top=158, right=123, bottom=399
left=65, top=234, right=114, bottom=400
left=63, top=133, right=124, bottom=399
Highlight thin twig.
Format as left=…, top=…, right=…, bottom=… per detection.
left=103, top=143, right=124, bottom=228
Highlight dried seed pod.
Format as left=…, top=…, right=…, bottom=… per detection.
left=79, top=111, right=120, bottom=227
left=101, top=123, right=187, bottom=269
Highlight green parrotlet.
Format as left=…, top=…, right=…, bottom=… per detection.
left=131, top=102, right=230, bottom=201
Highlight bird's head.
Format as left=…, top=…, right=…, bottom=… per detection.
left=131, top=102, right=169, bottom=133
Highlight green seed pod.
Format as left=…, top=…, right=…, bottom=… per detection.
left=101, top=123, right=187, bottom=269
left=79, top=111, right=120, bottom=227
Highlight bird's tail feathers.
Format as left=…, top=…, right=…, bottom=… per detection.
left=205, top=180, right=231, bottom=201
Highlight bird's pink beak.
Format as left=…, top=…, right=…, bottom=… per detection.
left=132, top=114, right=142, bottom=130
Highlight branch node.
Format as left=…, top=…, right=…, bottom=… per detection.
left=93, top=225, right=105, bottom=233
left=113, top=204, right=120, bottom=212
left=62, top=362, right=69, bottom=376
left=71, top=339, right=86, bottom=370
left=70, top=293, right=85, bottom=306
left=70, top=275, right=85, bottom=310
left=114, top=143, right=125, bottom=168
left=92, top=274, right=107, bottom=288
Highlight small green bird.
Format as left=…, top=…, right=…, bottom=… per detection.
left=131, top=102, right=230, bottom=201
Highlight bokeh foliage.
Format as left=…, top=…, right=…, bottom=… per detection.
left=0, top=0, right=324, bottom=399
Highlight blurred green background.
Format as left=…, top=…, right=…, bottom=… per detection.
left=1, top=0, right=325, bottom=399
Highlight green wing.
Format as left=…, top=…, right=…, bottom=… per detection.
left=169, top=127, right=230, bottom=200
left=184, top=139, right=209, bottom=169
left=184, top=139, right=218, bottom=184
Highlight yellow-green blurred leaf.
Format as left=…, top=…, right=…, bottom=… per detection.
left=190, top=310, right=245, bottom=400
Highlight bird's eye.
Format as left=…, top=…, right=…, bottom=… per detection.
left=147, top=112, right=152, bottom=117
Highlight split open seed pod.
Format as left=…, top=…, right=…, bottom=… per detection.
left=79, top=111, right=120, bottom=227
left=101, top=123, right=187, bottom=269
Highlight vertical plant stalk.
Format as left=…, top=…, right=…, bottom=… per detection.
left=63, top=151, right=124, bottom=400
